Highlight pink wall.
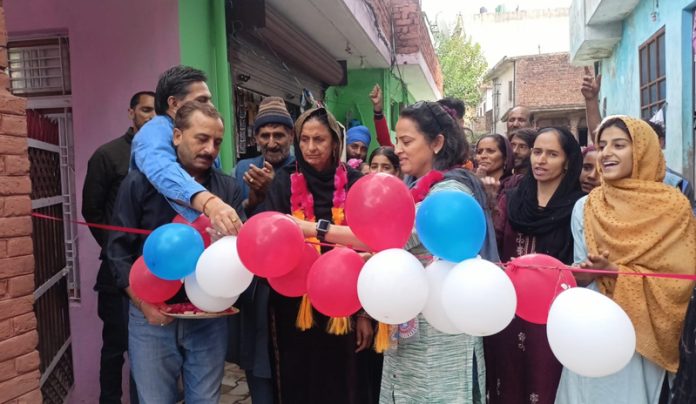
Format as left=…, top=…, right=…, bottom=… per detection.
left=5, top=0, right=180, bottom=402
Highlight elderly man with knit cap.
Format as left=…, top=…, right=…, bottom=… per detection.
left=229, top=96, right=295, bottom=404
left=346, top=125, right=371, bottom=161
left=234, top=96, right=295, bottom=217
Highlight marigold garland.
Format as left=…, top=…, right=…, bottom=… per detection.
left=290, top=165, right=350, bottom=334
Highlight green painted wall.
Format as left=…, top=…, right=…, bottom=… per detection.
left=325, top=68, right=415, bottom=151
left=179, top=0, right=235, bottom=171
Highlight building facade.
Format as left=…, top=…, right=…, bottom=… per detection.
left=1, top=0, right=441, bottom=402
left=482, top=52, right=588, bottom=143
left=570, top=0, right=696, bottom=183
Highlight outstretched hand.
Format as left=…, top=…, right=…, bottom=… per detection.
left=369, top=84, right=383, bottom=113
left=581, top=66, right=601, bottom=101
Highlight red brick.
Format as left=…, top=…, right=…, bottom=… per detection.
left=0, top=176, right=31, bottom=196
left=2, top=196, right=30, bottom=217
left=0, top=115, right=27, bottom=137
left=0, top=96, right=27, bottom=116
left=0, top=319, right=11, bottom=339
left=11, top=313, right=35, bottom=335
left=0, top=216, right=31, bottom=237
left=0, top=278, right=6, bottom=296
left=0, top=295, right=32, bottom=322
left=0, top=135, right=27, bottom=155
left=0, top=359, right=17, bottom=383
left=14, top=351, right=38, bottom=374
left=0, top=331, right=37, bottom=362
left=4, top=156, right=29, bottom=175
left=8, top=275, right=33, bottom=298
left=0, top=255, right=34, bottom=279
left=7, top=237, right=32, bottom=257
left=0, top=239, right=6, bottom=258
left=0, top=369, right=39, bottom=402
left=16, top=388, right=42, bottom=404
left=0, top=49, right=7, bottom=71
left=0, top=156, right=5, bottom=174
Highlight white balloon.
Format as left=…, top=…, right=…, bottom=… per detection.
left=422, top=260, right=464, bottom=334
left=442, top=258, right=516, bottom=336
left=184, top=273, right=238, bottom=313
left=195, top=236, right=253, bottom=298
left=357, top=249, right=428, bottom=324
left=547, top=287, right=636, bottom=377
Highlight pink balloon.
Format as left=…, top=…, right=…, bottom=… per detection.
left=506, top=254, right=577, bottom=324
left=268, top=244, right=320, bottom=297
left=345, top=173, right=415, bottom=251
left=237, top=212, right=304, bottom=278
left=129, top=256, right=182, bottom=304
left=172, top=214, right=212, bottom=247
left=307, top=247, right=364, bottom=317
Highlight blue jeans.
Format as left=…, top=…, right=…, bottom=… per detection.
left=128, top=303, right=228, bottom=403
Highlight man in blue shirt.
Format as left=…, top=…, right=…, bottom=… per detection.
left=234, top=96, right=295, bottom=217
left=109, top=101, right=243, bottom=403
left=131, top=65, right=242, bottom=235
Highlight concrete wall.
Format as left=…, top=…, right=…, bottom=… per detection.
left=491, top=63, right=515, bottom=134
left=466, top=8, right=571, bottom=67
left=5, top=1, right=180, bottom=402
left=598, top=0, right=696, bottom=180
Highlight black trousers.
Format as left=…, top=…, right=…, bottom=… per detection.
left=97, top=284, right=138, bottom=404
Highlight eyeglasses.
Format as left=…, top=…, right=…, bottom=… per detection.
left=411, top=101, right=444, bottom=132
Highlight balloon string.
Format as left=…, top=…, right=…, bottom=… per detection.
left=31, top=212, right=153, bottom=235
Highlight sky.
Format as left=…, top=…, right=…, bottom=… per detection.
left=422, top=0, right=572, bottom=25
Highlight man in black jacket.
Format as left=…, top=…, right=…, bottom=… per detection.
left=107, top=101, right=244, bottom=402
left=81, top=91, right=154, bottom=404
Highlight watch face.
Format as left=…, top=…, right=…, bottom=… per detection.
left=317, top=219, right=330, bottom=232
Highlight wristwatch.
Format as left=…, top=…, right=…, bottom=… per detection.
left=316, top=219, right=331, bottom=242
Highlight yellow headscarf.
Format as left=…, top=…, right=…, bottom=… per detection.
left=584, top=116, right=696, bottom=372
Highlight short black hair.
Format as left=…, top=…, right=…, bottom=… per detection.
left=154, top=65, right=208, bottom=115
left=129, top=91, right=155, bottom=109
left=175, top=101, right=223, bottom=131
left=437, top=97, right=465, bottom=120
left=368, top=146, right=400, bottom=171
left=400, top=101, right=467, bottom=169
left=509, top=127, right=538, bottom=147
left=643, top=119, right=665, bottom=140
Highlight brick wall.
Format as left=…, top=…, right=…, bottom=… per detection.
left=0, top=0, right=42, bottom=402
left=367, top=0, right=392, bottom=47
left=514, top=52, right=585, bottom=109
left=390, top=0, right=444, bottom=93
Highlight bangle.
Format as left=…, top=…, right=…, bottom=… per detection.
left=202, top=195, right=218, bottom=216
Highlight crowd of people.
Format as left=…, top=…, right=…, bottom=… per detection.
left=81, top=64, right=696, bottom=404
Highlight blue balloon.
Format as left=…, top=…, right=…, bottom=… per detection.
left=143, top=223, right=205, bottom=280
left=415, top=190, right=486, bottom=262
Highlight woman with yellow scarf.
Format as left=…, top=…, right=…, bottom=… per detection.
left=555, top=116, right=696, bottom=404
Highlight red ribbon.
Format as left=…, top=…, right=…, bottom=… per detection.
left=507, top=263, right=696, bottom=281
left=30, top=213, right=696, bottom=282
left=31, top=212, right=153, bottom=235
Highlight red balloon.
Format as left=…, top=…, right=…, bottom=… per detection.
left=345, top=173, right=415, bottom=252
left=129, top=256, right=182, bottom=304
left=172, top=214, right=212, bottom=247
left=307, top=247, right=363, bottom=317
left=237, top=212, right=304, bottom=278
left=268, top=244, right=320, bottom=297
left=506, top=254, right=577, bottom=324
